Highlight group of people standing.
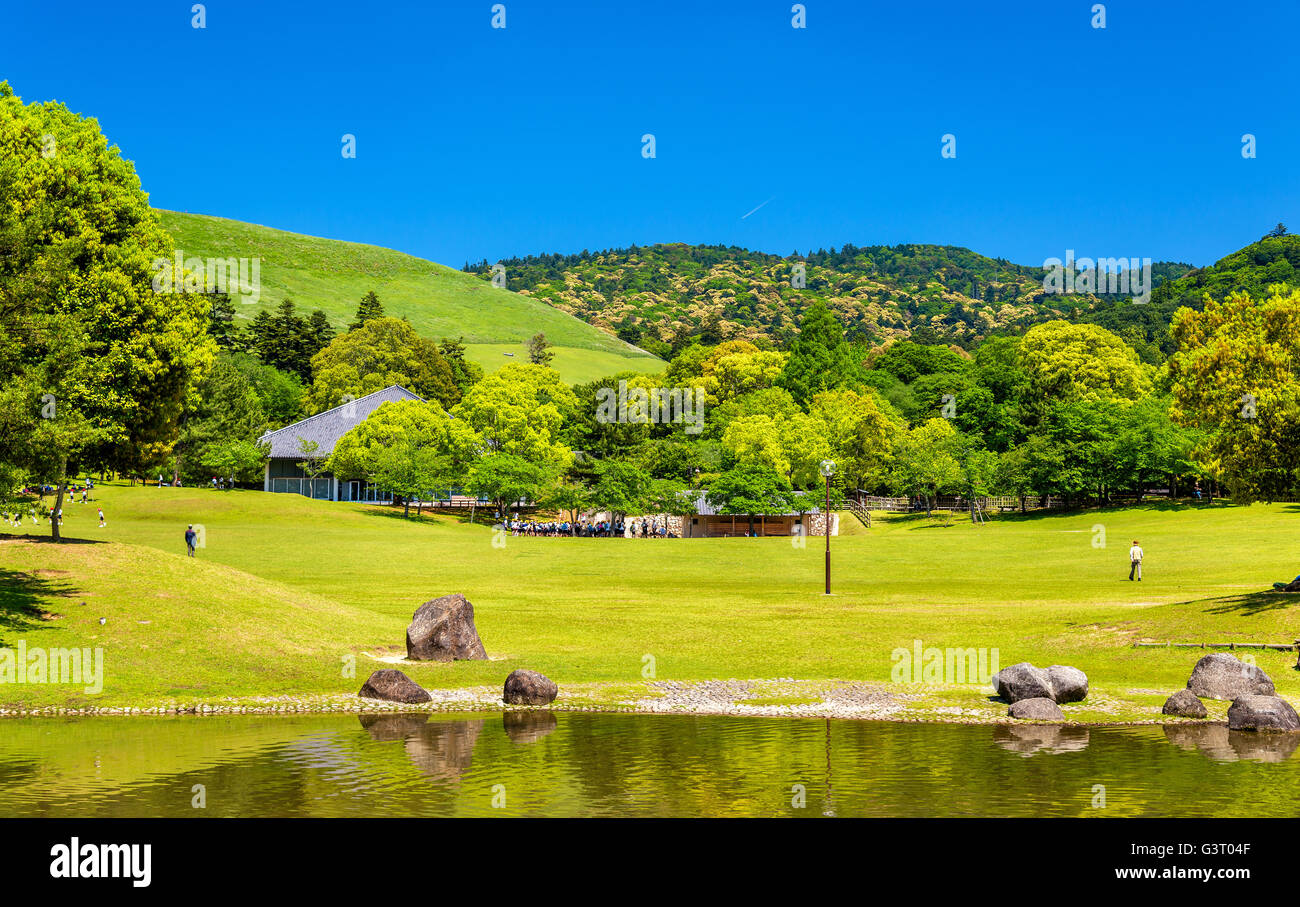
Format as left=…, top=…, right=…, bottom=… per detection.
left=503, top=516, right=675, bottom=538
left=3, top=478, right=104, bottom=529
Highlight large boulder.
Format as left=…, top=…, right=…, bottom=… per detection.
left=1008, top=697, right=1065, bottom=721
left=1044, top=665, right=1089, bottom=704
left=503, top=669, right=558, bottom=705
left=992, top=662, right=1088, bottom=704
left=358, top=669, right=432, bottom=704
left=1186, top=653, right=1274, bottom=701
left=1227, top=694, right=1300, bottom=732
left=1162, top=688, right=1208, bottom=719
left=406, top=594, right=488, bottom=662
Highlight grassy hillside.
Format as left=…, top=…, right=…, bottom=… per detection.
left=4, top=484, right=1300, bottom=721
left=157, top=210, right=662, bottom=383
left=467, top=242, right=1191, bottom=352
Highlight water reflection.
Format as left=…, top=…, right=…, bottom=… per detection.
left=1162, top=723, right=1300, bottom=763
left=1, top=713, right=1298, bottom=818
left=503, top=710, right=558, bottom=744
left=991, top=724, right=1091, bottom=756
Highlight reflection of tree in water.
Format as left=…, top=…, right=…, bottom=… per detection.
left=1163, top=723, right=1300, bottom=763
left=503, top=710, right=557, bottom=744
left=991, top=724, right=1091, bottom=757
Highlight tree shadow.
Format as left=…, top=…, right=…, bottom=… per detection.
left=1198, top=589, right=1300, bottom=616
left=0, top=567, right=80, bottom=646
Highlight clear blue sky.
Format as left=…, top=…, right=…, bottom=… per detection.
left=3, top=0, right=1296, bottom=268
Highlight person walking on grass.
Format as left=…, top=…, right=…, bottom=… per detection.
left=185, top=524, right=198, bottom=558
left=98, top=507, right=105, bottom=528
left=1128, top=539, right=1144, bottom=581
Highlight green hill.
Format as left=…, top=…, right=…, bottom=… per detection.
left=466, top=242, right=1192, bottom=354
left=157, top=210, right=662, bottom=384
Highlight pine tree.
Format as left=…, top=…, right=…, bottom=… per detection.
left=349, top=291, right=384, bottom=331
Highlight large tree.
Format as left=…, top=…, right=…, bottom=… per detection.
left=307, top=316, right=460, bottom=413
left=1169, top=288, right=1300, bottom=501
left=0, top=82, right=214, bottom=538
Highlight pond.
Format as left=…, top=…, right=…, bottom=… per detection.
left=1, top=712, right=1297, bottom=817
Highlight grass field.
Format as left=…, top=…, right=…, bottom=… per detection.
left=157, top=210, right=663, bottom=384
left=3, top=484, right=1299, bottom=718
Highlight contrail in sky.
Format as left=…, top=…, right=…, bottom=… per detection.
left=741, top=197, right=775, bottom=219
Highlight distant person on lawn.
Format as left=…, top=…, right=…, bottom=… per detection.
left=1128, top=540, right=1143, bottom=581
left=185, top=525, right=198, bottom=557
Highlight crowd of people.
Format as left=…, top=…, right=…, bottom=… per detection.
left=503, top=516, right=676, bottom=538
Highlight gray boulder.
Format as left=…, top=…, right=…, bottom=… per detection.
left=992, top=663, right=1053, bottom=702
left=358, top=669, right=432, bottom=704
left=1008, top=697, right=1065, bottom=721
left=1227, top=694, right=1300, bottom=732
left=992, top=662, right=1088, bottom=704
left=1186, top=653, right=1274, bottom=701
left=1045, top=665, right=1089, bottom=704
left=406, top=594, right=488, bottom=661
left=1162, top=688, right=1208, bottom=719
left=503, top=668, right=558, bottom=705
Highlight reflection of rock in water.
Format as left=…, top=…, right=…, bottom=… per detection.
left=358, top=713, right=430, bottom=742
left=404, top=719, right=484, bottom=782
left=992, top=724, right=1090, bottom=756
left=1163, top=723, right=1300, bottom=763
left=503, top=710, right=557, bottom=744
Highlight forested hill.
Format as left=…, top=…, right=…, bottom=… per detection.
left=464, top=242, right=1193, bottom=358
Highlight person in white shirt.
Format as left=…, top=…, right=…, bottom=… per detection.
left=1129, top=540, right=1144, bottom=581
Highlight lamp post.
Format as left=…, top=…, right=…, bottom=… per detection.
left=819, top=459, right=835, bottom=594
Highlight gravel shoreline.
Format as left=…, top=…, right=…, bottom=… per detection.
left=0, top=677, right=1232, bottom=726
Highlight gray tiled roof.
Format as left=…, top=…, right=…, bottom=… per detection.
left=691, top=490, right=821, bottom=517
left=260, top=385, right=424, bottom=459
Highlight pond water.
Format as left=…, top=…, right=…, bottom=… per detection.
left=1, top=712, right=1297, bottom=817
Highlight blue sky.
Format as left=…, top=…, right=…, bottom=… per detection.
left=3, top=0, right=1296, bottom=268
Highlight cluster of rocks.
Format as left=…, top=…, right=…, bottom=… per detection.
left=358, top=593, right=560, bottom=708
left=993, top=662, right=1089, bottom=721
left=1161, top=653, right=1299, bottom=732
left=360, top=666, right=559, bottom=707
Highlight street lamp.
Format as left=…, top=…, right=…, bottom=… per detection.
left=819, top=459, right=835, bottom=594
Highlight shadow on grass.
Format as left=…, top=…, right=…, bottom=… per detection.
left=1199, top=589, right=1300, bottom=617
left=0, top=567, right=79, bottom=646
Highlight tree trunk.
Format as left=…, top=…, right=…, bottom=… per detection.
left=402, top=497, right=410, bottom=518
left=51, top=457, right=68, bottom=543
left=1019, top=494, right=1027, bottom=514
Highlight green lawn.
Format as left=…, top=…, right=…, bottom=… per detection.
left=3, top=484, right=1299, bottom=716
left=157, top=210, right=662, bottom=384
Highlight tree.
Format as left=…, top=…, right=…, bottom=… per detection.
left=706, top=463, right=798, bottom=537
left=1169, top=287, right=1300, bottom=502
left=527, top=331, right=554, bottom=366
left=307, top=309, right=335, bottom=350
left=452, top=363, right=577, bottom=471
left=1017, top=321, right=1152, bottom=419
left=372, top=441, right=451, bottom=518
left=808, top=387, right=899, bottom=493
left=327, top=399, right=476, bottom=483
left=349, top=291, right=384, bottom=331
left=0, top=82, right=214, bottom=539
left=466, top=453, right=552, bottom=518
left=778, top=300, right=855, bottom=403
left=295, top=438, right=328, bottom=481
left=890, top=418, right=963, bottom=515
left=308, top=317, right=461, bottom=413
left=200, top=438, right=268, bottom=485
left=588, top=459, right=652, bottom=521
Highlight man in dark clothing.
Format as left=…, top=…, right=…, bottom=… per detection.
left=185, top=525, right=198, bottom=557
